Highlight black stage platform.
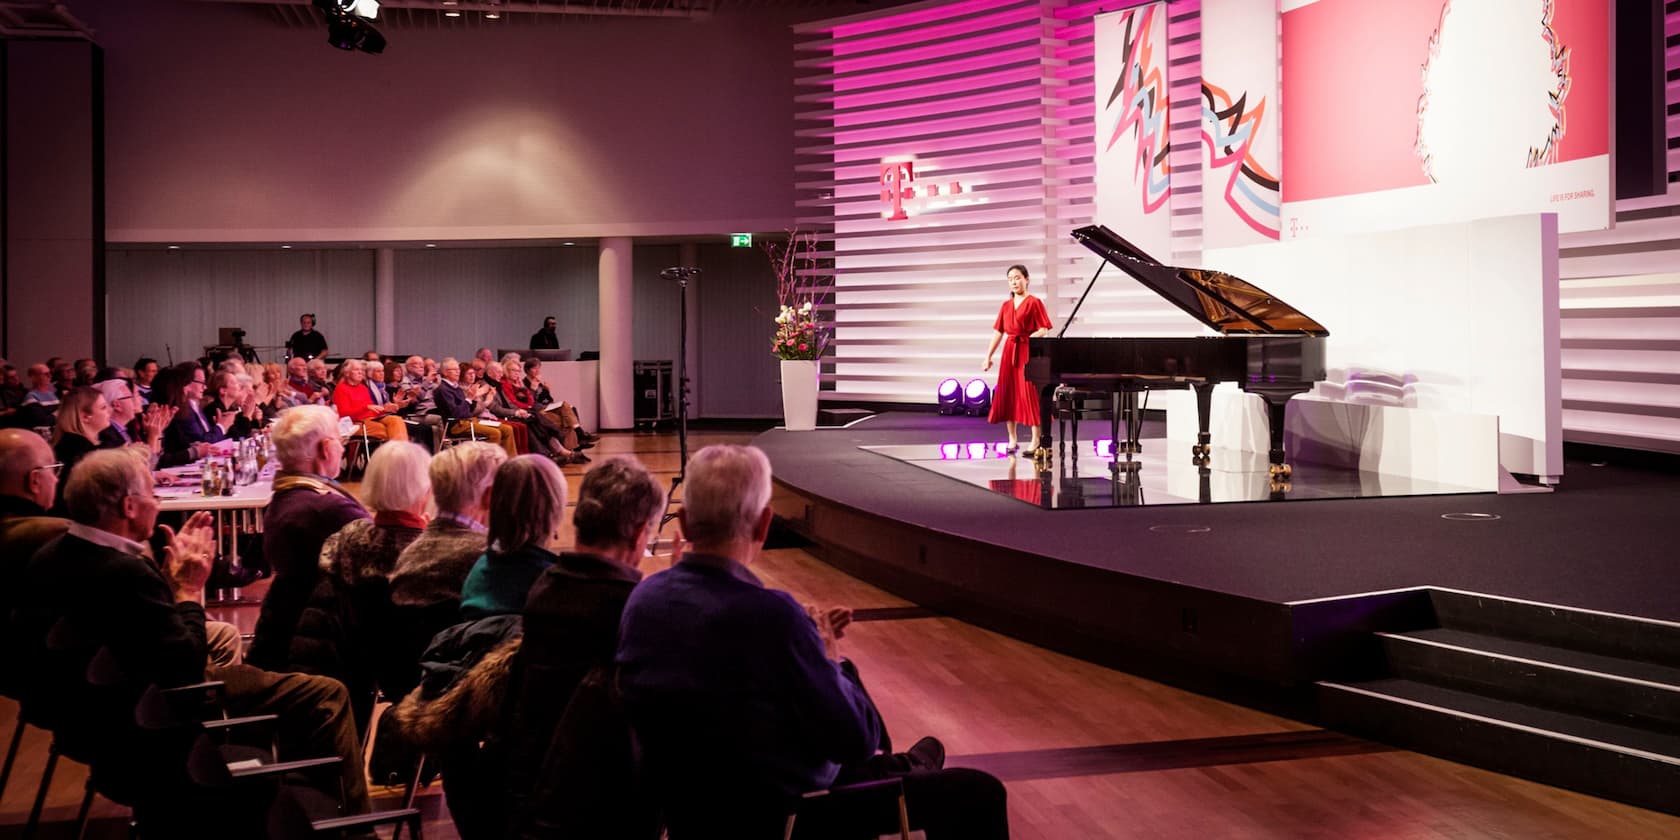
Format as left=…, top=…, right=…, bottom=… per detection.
left=760, top=412, right=1680, bottom=692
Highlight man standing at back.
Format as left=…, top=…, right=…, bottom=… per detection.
left=617, top=444, right=1007, bottom=839
left=286, top=313, right=329, bottom=361
left=530, top=316, right=560, bottom=350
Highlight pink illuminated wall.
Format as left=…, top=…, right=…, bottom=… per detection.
left=77, top=0, right=807, bottom=243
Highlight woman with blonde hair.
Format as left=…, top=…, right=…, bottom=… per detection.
left=50, top=387, right=111, bottom=508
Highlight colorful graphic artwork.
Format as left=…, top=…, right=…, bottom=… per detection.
left=1101, top=3, right=1172, bottom=213
left=1201, top=81, right=1280, bottom=239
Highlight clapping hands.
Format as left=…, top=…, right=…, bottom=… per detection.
left=161, top=511, right=216, bottom=605
left=807, top=604, right=854, bottom=661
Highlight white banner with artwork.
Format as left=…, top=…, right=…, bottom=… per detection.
left=1200, top=0, right=1282, bottom=248
left=1093, top=3, right=1174, bottom=261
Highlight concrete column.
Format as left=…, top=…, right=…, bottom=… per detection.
left=598, top=237, right=634, bottom=429
left=374, top=247, right=396, bottom=355
left=679, top=242, right=700, bottom=418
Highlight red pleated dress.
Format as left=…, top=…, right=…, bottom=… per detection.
left=988, top=294, right=1052, bottom=425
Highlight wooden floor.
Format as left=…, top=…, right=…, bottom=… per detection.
left=4, top=429, right=1678, bottom=838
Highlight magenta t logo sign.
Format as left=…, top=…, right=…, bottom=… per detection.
left=880, top=161, right=916, bottom=221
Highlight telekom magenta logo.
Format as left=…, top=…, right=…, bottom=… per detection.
left=880, top=160, right=963, bottom=221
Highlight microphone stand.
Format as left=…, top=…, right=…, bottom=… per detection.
left=660, top=267, right=698, bottom=530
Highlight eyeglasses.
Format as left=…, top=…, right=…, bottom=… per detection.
left=32, top=462, right=63, bottom=478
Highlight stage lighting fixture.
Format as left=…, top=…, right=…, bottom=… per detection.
left=314, top=0, right=387, bottom=54
left=963, top=378, right=991, bottom=416
left=936, top=378, right=961, bottom=415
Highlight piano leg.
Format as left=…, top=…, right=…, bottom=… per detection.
left=1259, top=394, right=1293, bottom=479
left=1115, top=388, right=1143, bottom=455
left=1033, top=382, right=1058, bottom=471
left=1191, top=382, right=1214, bottom=466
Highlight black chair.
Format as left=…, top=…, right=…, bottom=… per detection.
left=784, top=778, right=910, bottom=840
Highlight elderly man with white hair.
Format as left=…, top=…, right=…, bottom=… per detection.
left=12, top=448, right=372, bottom=829
left=247, top=405, right=369, bottom=671
left=617, top=444, right=1008, bottom=840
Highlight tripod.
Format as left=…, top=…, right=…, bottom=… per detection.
left=660, top=267, right=699, bottom=529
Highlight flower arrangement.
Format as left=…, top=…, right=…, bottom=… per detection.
left=764, top=229, right=830, bottom=362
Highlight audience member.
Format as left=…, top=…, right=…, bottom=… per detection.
left=618, top=444, right=1008, bottom=840
left=12, top=448, right=370, bottom=830
left=248, top=405, right=369, bottom=670
left=159, top=363, right=237, bottom=466
left=94, top=378, right=168, bottom=458
left=51, top=361, right=76, bottom=397
left=72, top=358, right=98, bottom=387
left=363, top=350, right=383, bottom=364
left=0, top=364, right=23, bottom=414
left=391, top=442, right=505, bottom=609
left=365, top=359, right=391, bottom=404
left=332, top=358, right=410, bottom=443
left=530, top=316, right=560, bottom=350
left=306, top=357, right=333, bottom=398
left=257, top=361, right=293, bottom=415
left=287, top=312, right=329, bottom=360
left=433, top=357, right=517, bottom=457
left=49, top=387, right=110, bottom=509
left=133, top=357, right=159, bottom=403
left=324, top=441, right=431, bottom=585
left=15, top=363, right=60, bottom=428
left=459, top=454, right=566, bottom=619
left=526, top=358, right=598, bottom=450
left=207, top=371, right=260, bottom=439
left=507, top=455, right=666, bottom=838
left=0, top=429, right=69, bottom=698
left=474, top=347, right=495, bottom=367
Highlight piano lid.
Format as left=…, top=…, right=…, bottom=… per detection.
left=1071, top=224, right=1329, bottom=337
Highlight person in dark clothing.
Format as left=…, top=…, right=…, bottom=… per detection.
left=0, top=429, right=70, bottom=699
left=11, top=448, right=370, bottom=833
left=618, top=445, right=1008, bottom=840
left=506, top=455, right=667, bottom=839
left=286, top=312, right=329, bottom=360
left=248, top=405, right=369, bottom=670
left=529, top=316, right=560, bottom=350
left=459, top=454, right=567, bottom=619
left=157, top=363, right=237, bottom=467
left=391, top=441, right=504, bottom=609
left=50, top=387, right=108, bottom=509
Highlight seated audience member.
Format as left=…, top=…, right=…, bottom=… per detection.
left=618, top=445, right=1008, bottom=840
left=288, top=441, right=431, bottom=729
left=526, top=358, right=598, bottom=449
left=216, top=357, right=246, bottom=377
left=247, top=405, right=369, bottom=670
left=391, top=442, right=505, bottom=609
left=497, top=360, right=587, bottom=465
left=424, top=357, right=440, bottom=380
left=3, top=363, right=27, bottom=409
left=507, top=456, right=666, bottom=839
left=333, top=358, right=410, bottom=443
left=206, top=371, right=261, bottom=439
left=287, top=312, right=328, bottom=360
left=159, top=363, right=238, bottom=467
left=433, top=357, right=518, bottom=457
left=15, top=363, right=61, bottom=429
left=474, top=347, right=495, bottom=367
left=0, top=429, right=70, bottom=697
left=459, top=454, right=566, bottom=619
left=51, top=361, right=76, bottom=397
left=13, top=448, right=369, bottom=831
left=363, top=350, right=383, bottom=364
left=256, top=361, right=293, bottom=415
left=283, top=355, right=321, bottom=405
left=307, top=357, right=333, bottom=399
left=49, top=387, right=111, bottom=509
left=133, top=357, right=159, bottom=404
left=530, top=316, right=560, bottom=350
left=94, top=378, right=169, bottom=458
left=72, top=357, right=98, bottom=388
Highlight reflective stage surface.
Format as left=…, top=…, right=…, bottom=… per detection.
left=860, top=437, right=1490, bottom=509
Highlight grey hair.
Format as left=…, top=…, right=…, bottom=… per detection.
left=430, top=442, right=506, bottom=515
left=271, top=405, right=340, bottom=471
left=487, top=455, right=567, bottom=552
left=680, top=445, right=772, bottom=544
left=64, top=447, right=152, bottom=525
left=573, top=456, right=666, bottom=548
left=360, top=441, right=432, bottom=514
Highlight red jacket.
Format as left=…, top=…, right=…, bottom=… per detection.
left=333, top=382, right=385, bottom=423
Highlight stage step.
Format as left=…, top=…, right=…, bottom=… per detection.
left=1428, top=589, right=1680, bottom=667
left=1318, top=678, right=1680, bottom=814
left=1378, top=628, right=1680, bottom=732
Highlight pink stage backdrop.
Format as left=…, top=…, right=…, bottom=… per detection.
left=1279, top=0, right=1611, bottom=238
left=1093, top=3, right=1175, bottom=260
left=1200, top=0, right=1282, bottom=247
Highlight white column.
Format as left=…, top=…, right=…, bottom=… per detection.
left=598, top=237, right=634, bottom=429
left=679, top=242, right=701, bottom=418
left=374, top=247, right=396, bottom=356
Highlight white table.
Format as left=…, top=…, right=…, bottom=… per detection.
left=156, top=463, right=277, bottom=574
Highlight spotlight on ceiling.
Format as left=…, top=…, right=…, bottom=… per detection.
left=314, top=0, right=387, bottom=54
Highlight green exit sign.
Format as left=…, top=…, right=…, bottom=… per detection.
left=730, top=233, right=752, bottom=248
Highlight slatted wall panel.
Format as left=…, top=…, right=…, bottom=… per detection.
left=796, top=0, right=1209, bottom=404
left=1554, top=4, right=1680, bottom=453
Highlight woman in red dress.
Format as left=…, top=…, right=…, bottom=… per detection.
left=982, top=264, right=1053, bottom=453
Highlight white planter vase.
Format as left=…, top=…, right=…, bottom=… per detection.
left=780, top=359, right=819, bottom=431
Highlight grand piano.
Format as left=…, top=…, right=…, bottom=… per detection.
left=1026, top=224, right=1329, bottom=478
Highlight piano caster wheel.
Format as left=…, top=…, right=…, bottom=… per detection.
left=1191, top=443, right=1209, bottom=456
left=1192, top=453, right=1209, bottom=468
left=1268, top=463, right=1293, bottom=478
left=1270, top=480, right=1292, bottom=494
left=1031, top=447, right=1053, bottom=472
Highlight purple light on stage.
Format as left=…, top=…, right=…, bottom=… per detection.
left=1095, top=439, right=1114, bottom=458
left=940, top=443, right=959, bottom=460
left=965, top=379, right=988, bottom=400
left=967, top=442, right=986, bottom=459
left=939, top=379, right=960, bottom=398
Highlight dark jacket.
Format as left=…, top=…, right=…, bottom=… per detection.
left=529, top=328, right=559, bottom=350
left=0, top=496, right=70, bottom=699
left=248, top=472, right=368, bottom=670
left=390, top=518, right=486, bottom=609
left=160, top=403, right=227, bottom=467
left=50, top=433, right=100, bottom=513
left=507, top=552, right=653, bottom=839
left=431, top=379, right=478, bottom=422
